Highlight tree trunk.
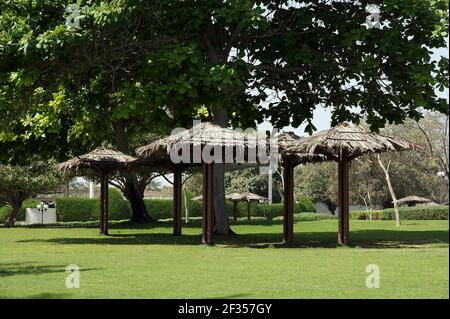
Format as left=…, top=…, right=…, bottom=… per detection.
left=123, top=176, right=153, bottom=223
left=211, top=105, right=231, bottom=234
left=113, top=120, right=154, bottom=223
left=4, top=200, right=23, bottom=228
left=377, top=155, right=400, bottom=227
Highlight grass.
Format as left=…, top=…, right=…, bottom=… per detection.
left=0, top=219, right=448, bottom=299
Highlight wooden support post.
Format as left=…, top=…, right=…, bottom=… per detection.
left=233, top=201, right=238, bottom=223
left=338, top=154, right=350, bottom=245
left=100, top=169, right=109, bottom=235
left=247, top=201, right=251, bottom=221
left=173, top=168, right=182, bottom=236
left=283, top=164, right=294, bottom=243
left=202, top=163, right=214, bottom=245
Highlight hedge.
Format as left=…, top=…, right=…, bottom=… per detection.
left=55, top=188, right=131, bottom=222
left=273, top=212, right=336, bottom=221
left=350, top=205, right=449, bottom=220
left=297, top=195, right=316, bottom=213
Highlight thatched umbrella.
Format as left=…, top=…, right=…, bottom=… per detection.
left=136, top=122, right=268, bottom=244
left=191, top=195, right=203, bottom=201
left=396, top=196, right=433, bottom=206
left=273, top=131, right=326, bottom=243
left=243, top=193, right=268, bottom=221
left=225, top=193, right=246, bottom=222
left=58, top=147, right=137, bottom=235
left=287, top=123, right=415, bottom=244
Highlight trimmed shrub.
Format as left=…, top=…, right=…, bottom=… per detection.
left=297, top=195, right=316, bottom=213
left=144, top=199, right=173, bottom=220
left=350, top=205, right=449, bottom=220
left=55, top=197, right=98, bottom=222
left=0, top=199, right=41, bottom=223
left=55, top=188, right=131, bottom=222
left=273, top=212, right=336, bottom=221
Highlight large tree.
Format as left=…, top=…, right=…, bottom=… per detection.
left=1, top=1, right=448, bottom=232
left=0, top=161, right=65, bottom=227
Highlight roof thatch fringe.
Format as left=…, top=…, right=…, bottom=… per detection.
left=395, top=196, right=433, bottom=204
left=225, top=193, right=246, bottom=201
left=58, top=147, right=137, bottom=175
left=285, top=123, right=415, bottom=160
left=136, top=122, right=269, bottom=165
left=243, top=192, right=268, bottom=203
left=276, top=131, right=327, bottom=165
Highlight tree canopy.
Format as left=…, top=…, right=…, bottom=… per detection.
left=0, top=160, right=65, bottom=226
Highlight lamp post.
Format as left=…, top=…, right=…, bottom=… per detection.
left=37, top=202, right=43, bottom=224
left=437, top=171, right=445, bottom=204
left=43, top=204, right=48, bottom=224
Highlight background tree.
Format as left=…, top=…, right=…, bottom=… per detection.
left=0, top=161, right=66, bottom=227
left=294, top=162, right=338, bottom=214
left=224, top=167, right=282, bottom=202
left=0, top=1, right=448, bottom=232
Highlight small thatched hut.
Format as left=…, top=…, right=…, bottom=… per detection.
left=136, top=122, right=270, bottom=244
left=285, top=123, right=415, bottom=244
left=225, top=193, right=246, bottom=222
left=243, top=193, right=268, bottom=221
left=58, top=147, right=137, bottom=235
left=396, top=196, right=433, bottom=206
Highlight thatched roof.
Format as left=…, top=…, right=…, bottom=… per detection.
left=243, top=192, right=268, bottom=203
left=192, top=192, right=268, bottom=203
left=136, top=122, right=268, bottom=167
left=58, top=147, right=137, bottom=175
left=285, top=123, right=415, bottom=161
left=276, top=131, right=327, bottom=165
left=395, top=196, right=433, bottom=204
left=225, top=193, right=246, bottom=201
left=191, top=195, right=203, bottom=201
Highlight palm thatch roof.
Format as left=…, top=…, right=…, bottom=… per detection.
left=225, top=193, right=246, bottom=201
left=395, top=196, right=433, bottom=205
left=191, top=195, right=203, bottom=201
left=243, top=192, right=268, bottom=203
left=276, top=131, right=327, bottom=165
left=136, top=122, right=268, bottom=168
left=58, top=147, right=137, bottom=175
left=285, top=123, right=415, bottom=161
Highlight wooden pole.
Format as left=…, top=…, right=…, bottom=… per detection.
left=173, top=168, right=182, bottom=236
left=99, top=171, right=104, bottom=234
left=283, top=164, right=294, bottom=243
left=100, top=169, right=109, bottom=235
left=247, top=201, right=251, bottom=221
left=202, top=163, right=214, bottom=245
left=338, top=153, right=350, bottom=245
left=233, top=201, right=238, bottom=222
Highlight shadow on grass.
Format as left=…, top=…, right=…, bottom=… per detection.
left=26, top=292, right=74, bottom=299
left=16, top=227, right=448, bottom=249
left=0, top=261, right=101, bottom=278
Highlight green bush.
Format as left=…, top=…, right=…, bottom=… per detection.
left=144, top=199, right=173, bottom=220
left=297, top=195, right=316, bottom=213
left=273, top=212, right=336, bottom=221
left=55, top=197, right=98, bottom=222
left=0, top=199, right=41, bottom=223
left=55, top=188, right=131, bottom=222
left=141, top=199, right=306, bottom=221
left=350, top=205, right=449, bottom=220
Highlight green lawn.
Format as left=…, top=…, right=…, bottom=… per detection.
left=0, top=219, right=448, bottom=299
